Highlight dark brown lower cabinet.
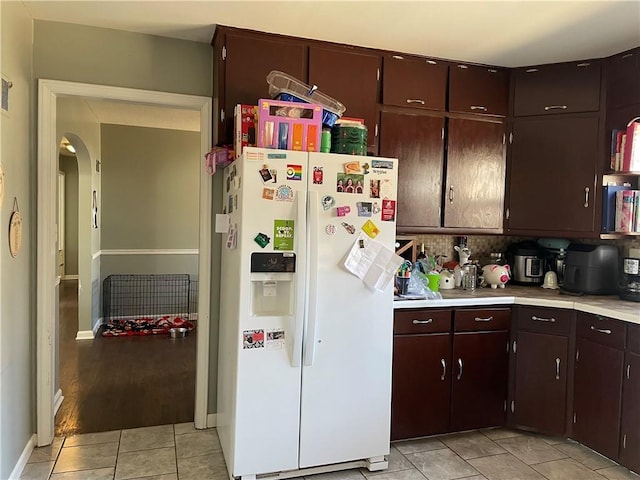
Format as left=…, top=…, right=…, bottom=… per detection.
left=573, top=337, right=625, bottom=461
left=451, top=331, right=509, bottom=431
left=512, top=331, right=569, bottom=436
left=620, top=351, right=640, bottom=473
left=391, top=333, right=451, bottom=440
left=392, top=307, right=509, bottom=440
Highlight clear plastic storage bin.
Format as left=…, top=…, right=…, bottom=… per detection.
left=266, top=70, right=346, bottom=127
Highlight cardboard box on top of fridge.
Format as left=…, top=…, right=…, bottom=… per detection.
left=257, top=98, right=322, bottom=152
left=234, top=104, right=258, bottom=158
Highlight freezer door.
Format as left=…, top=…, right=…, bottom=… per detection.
left=225, top=148, right=308, bottom=476
left=299, top=153, right=397, bottom=467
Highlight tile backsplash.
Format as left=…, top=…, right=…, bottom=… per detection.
left=400, top=234, right=640, bottom=267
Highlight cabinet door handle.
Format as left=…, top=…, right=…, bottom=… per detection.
left=475, top=316, right=493, bottom=322
left=627, top=364, right=631, bottom=379
left=457, top=358, right=463, bottom=380
left=590, top=325, right=612, bottom=335
left=441, top=358, right=446, bottom=381
left=413, top=319, right=433, bottom=325
left=584, top=187, right=590, bottom=208
left=544, top=105, right=568, bottom=111
left=406, top=99, right=426, bottom=105
left=555, top=358, right=561, bottom=380
left=470, top=105, right=487, bottom=111
left=531, top=315, right=555, bottom=323
left=624, top=434, right=627, bottom=449
left=449, top=186, right=454, bottom=203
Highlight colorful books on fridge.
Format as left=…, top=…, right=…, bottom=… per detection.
left=614, top=188, right=640, bottom=232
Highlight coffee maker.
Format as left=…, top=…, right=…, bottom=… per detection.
left=538, top=238, right=571, bottom=286
left=620, top=255, right=640, bottom=302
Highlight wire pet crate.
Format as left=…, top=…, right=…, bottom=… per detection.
left=102, top=274, right=192, bottom=334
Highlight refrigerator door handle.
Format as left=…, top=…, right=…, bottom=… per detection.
left=291, top=190, right=307, bottom=367
left=303, top=190, right=320, bottom=367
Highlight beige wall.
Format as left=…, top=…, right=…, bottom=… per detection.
left=0, top=3, right=34, bottom=479
left=59, top=155, right=79, bottom=275
left=100, top=124, right=200, bottom=250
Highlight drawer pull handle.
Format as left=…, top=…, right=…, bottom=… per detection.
left=413, top=319, right=433, bottom=325
left=441, top=358, right=446, bottom=381
left=555, top=358, right=561, bottom=380
left=544, top=105, right=568, bottom=111
left=590, top=325, right=612, bottom=335
left=406, top=99, right=426, bottom=105
left=470, top=105, right=488, bottom=111
left=531, top=315, right=555, bottom=323
left=475, top=316, right=493, bottom=322
left=457, top=358, right=463, bottom=380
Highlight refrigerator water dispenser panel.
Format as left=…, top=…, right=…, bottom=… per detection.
left=250, top=252, right=296, bottom=316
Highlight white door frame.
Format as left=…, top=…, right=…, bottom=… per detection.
left=37, top=79, right=212, bottom=445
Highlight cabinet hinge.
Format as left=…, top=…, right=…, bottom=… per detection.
left=377, top=68, right=380, bottom=82
left=509, top=132, right=513, bottom=144
left=573, top=412, right=577, bottom=424
left=375, top=124, right=379, bottom=138
left=441, top=127, right=445, bottom=140
left=222, top=46, right=227, bottom=61
left=220, top=109, right=225, bottom=123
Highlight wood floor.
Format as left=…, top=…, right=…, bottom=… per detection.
left=55, top=279, right=196, bottom=437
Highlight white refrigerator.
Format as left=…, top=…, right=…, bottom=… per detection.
left=217, top=147, right=400, bottom=479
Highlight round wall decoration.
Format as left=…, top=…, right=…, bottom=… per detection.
left=9, top=198, right=23, bottom=258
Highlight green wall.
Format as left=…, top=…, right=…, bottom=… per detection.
left=59, top=155, right=79, bottom=276
left=34, top=21, right=212, bottom=97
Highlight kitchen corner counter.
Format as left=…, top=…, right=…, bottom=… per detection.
left=394, top=285, right=640, bottom=325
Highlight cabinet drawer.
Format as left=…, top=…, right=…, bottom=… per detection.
left=628, top=324, right=640, bottom=354
left=449, top=64, right=509, bottom=116
left=383, top=55, right=448, bottom=111
left=394, top=309, right=452, bottom=334
left=577, top=312, right=627, bottom=350
left=512, top=61, right=601, bottom=116
left=517, top=307, right=573, bottom=335
left=454, top=308, right=510, bottom=332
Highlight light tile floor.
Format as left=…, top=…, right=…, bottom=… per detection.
left=19, top=425, right=640, bottom=480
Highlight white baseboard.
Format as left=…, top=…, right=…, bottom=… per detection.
left=75, top=330, right=94, bottom=340
left=207, top=413, right=217, bottom=428
left=9, top=434, right=37, bottom=480
left=53, top=389, right=64, bottom=416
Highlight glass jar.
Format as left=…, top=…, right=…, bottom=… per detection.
left=461, top=263, right=477, bottom=291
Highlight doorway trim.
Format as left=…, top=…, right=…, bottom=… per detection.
left=37, top=79, right=212, bottom=445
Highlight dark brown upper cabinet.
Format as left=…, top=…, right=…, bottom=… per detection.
left=379, top=111, right=445, bottom=229
left=309, top=46, right=381, bottom=151
left=606, top=47, right=640, bottom=110
left=449, top=64, right=509, bottom=116
left=216, top=29, right=308, bottom=145
left=512, top=61, right=602, bottom=117
left=382, top=54, right=448, bottom=111
left=444, top=118, right=505, bottom=229
left=506, top=113, right=599, bottom=235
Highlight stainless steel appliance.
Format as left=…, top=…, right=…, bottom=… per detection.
left=538, top=238, right=571, bottom=286
left=620, top=256, right=640, bottom=302
left=509, top=241, right=545, bottom=285
left=563, top=243, right=619, bottom=295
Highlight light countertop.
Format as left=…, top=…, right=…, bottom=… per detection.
left=394, top=285, right=640, bottom=325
